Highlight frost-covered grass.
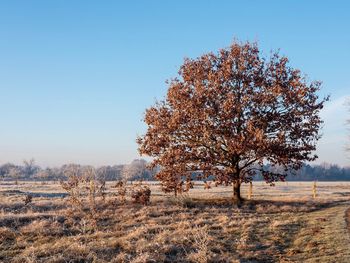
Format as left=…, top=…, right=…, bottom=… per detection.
left=0, top=181, right=350, bottom=262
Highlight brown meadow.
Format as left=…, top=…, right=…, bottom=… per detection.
left=1, top=181, right=350, bottom=262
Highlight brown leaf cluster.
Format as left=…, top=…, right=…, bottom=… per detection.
left=137, top=41, right=328, bottom=199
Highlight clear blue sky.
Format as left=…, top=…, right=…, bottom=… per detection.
left=0, top=1, right=349, bottom=167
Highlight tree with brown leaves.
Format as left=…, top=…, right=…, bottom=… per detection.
left=137, top=41, right=328, bottom=204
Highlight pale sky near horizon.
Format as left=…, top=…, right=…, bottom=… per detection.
left=0, top=1, right=349, bottom=167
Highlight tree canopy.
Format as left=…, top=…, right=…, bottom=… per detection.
left=140, top=41, right=328, bottom=203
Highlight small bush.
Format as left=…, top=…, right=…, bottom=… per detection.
left=23, top=194, right=32, bottom=206
left=115, top=181, right=127, bottom=204
left=131, top=185, right=151, bottom=205
left=60, top=165, right=106, bottom=228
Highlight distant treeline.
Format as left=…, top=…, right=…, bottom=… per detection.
left=250, top=163, right=350, bottom=181
left=282, top=163, right=350, bottom=181
left=0, top=159, right=156, bottom=181
left=0, top=159, right=349, bottom=181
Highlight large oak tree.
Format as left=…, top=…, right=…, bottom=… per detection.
left=137, top=41, right=328, bottom=204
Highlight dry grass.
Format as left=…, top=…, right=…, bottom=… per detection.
left=0, top=181, right=350, bottom=262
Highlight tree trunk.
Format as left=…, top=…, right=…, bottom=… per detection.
left=232, top=181, right=243, bottom=206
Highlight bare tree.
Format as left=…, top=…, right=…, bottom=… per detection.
left=9, top=167, right=22, bottom=185
left=0, top=163, right=17, bottom=180
left=121, top=159, right=148, bottom=182
left=23, top=158, right=39, bottom=179
left=35, top=170, right=49, bottom=181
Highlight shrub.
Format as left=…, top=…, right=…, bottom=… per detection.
left=131, top=185, right=151, bottom=205
left=23, top=194, right=32, bottom=206
left=115, top=181, right=127, bottom=204
left=60, top=165, right=106, bottom=228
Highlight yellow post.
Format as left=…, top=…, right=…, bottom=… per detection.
left=248, top=182, right=253, bottom=200
left=312, top=181, right=317, bottom=199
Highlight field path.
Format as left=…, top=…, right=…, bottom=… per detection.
left=285, top=201, right=350, bottom=263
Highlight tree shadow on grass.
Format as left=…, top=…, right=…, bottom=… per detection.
left=159, top=196, right=350, bottom=214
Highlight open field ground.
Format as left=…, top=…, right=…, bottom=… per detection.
left=1, top=181, right=350, bottom=262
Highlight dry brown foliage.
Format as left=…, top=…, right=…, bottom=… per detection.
left=115, top=182, right=127, bottom=204
left=112, top=180, right=152, bottom=206
left=60, top=165, right=106, bottom=228
left=131, top=185, right=151, bottom=205
left=23, top=194, right=32, bottom=206
left=138, top=40, right=328, bottom=204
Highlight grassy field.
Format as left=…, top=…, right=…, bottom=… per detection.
left=1, top=181, right=350, bottom=262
